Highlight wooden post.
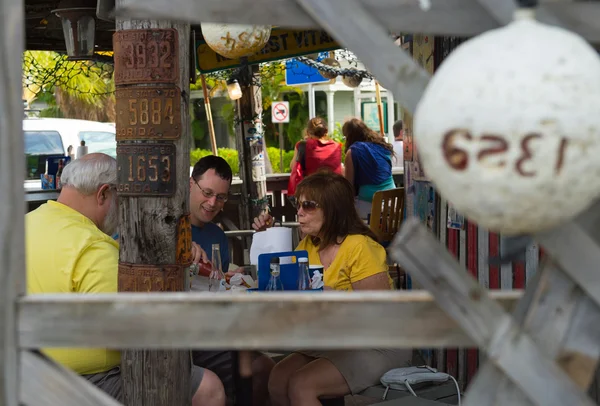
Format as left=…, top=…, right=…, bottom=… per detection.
left=233, top=64, right=267, bottom=405
left=0, top=0, right=25, bottom=404
left=235, top=65, right=268, bottom=229
left=375, top=81, right=386, bottom=137
left=114, top=4, right=191, bottom=405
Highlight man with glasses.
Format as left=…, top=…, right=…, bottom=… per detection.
left=190, top=156, right=275, bottom=406
left=189, top=155, right=233, bottom=271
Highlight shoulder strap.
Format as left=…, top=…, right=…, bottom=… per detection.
left=297, top=141, right=307, bottom=171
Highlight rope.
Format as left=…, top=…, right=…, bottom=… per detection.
left=295, top=56, right=374, bottom=79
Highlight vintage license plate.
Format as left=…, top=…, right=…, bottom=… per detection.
left=117, top=143, right=176, bottom=196
left=113, top=28, right=179, bottom=85
left=115, top=86, right=181, bottom=141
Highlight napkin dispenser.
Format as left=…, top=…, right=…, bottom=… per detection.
left=254, top=251, right=322, bottom=291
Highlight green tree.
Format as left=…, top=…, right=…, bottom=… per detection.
left=23, top=51, right=115, bottom=121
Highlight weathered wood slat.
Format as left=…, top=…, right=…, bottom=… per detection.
left=0, top=0, right=26, bottom=404
left=463, top=262, right=594, bottom=406
left=537, top=221, right=600, bottom=309
left=116, top=0, right=499, bottom=34
left=463, top=199, right=600, bottom=406
left=473, top=0, right=515, bottom=25
left=17, top=291, right=520, bottom=349
left=295, top=0, right=430, bottom=114
left=115, top=0, right=600, bottom=43
left=20, top=351, right=123, bottom=406
left=390, top=219, right=596, bottom=406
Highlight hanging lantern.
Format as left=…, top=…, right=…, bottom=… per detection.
left=52, top=0, right=97, bottom=60
left=201, top=23, right=271, bottom=60
left=227, top=79, right=243, bottom=101
left=318, top=58, right=340, bottom=79
left=413, top=8, right=600, bottom=235
left=342, top=75, right=363, bottom=88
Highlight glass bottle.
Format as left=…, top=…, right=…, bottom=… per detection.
left=209, top=244, right=227, bottom=292
left=297, top=257, right=311, bottom=291
left=266, top=257, right=284, bottom=291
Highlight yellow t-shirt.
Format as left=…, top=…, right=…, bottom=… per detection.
left=296, top=234, right=393, bottom=291
left=26, top=200, right=121, bottom=375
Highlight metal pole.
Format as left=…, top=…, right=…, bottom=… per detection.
left=279, top=122, right=284, bottom=172
left=308, top=83, right=316, bottom=119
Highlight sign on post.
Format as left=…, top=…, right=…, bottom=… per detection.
left=285, top=57, right=332, bottom=86
left=113, top=29, right=179, bottom=85
left=115, top=86, right=182, bottom=141
left=196, top=28, right=339, bottom=73
left=116, top=143, right=176, bottom=196
left=272, top=101, right=290, bottom=124
left=362, top=100, right=388, bottom=134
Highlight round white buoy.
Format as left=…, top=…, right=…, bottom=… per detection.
left=414, top=9, right=600, bottom=235
left=201, top=23, right=271, bottom=60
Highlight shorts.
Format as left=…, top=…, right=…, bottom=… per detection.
left=192, top=350, right=263, bottom=399
left=296, top=349, right=412, bottom=395
left=83, top=364, right=205, bottom=401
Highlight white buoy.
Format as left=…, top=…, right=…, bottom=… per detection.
left=201, top=23, right=271, bottom=60
left=414, top=9, right=600, bottom=235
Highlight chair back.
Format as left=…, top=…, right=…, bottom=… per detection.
left=369, top=188, right=404, bottom=243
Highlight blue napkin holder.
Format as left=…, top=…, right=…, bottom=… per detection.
left=250, top=250, right=322, bottom=291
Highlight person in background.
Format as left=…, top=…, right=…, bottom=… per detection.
left=76, top=140, right=88, bottom=160
left=189, top=155, right=275, bottom=406
left=391, top=120, right=404, bottom=167
left=343, top=118, right=396, bottom=220
left=67, top=145, right=76, bottom=162
left=290, top=117, right=342, bottom=176
left=26, top=153, right=226, bottom=406
left=252, top=172, right=411, bottom=406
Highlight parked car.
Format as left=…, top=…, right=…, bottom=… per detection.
left=24, top=118, right=116, bottom=188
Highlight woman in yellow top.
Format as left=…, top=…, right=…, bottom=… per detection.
left=252, top=171, right=411, bottom=406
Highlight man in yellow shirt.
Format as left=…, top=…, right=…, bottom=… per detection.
left=26, top=153, right=225, bottom=406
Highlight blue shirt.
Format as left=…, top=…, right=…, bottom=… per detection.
left=192, top=223, right=230, bottom=272
left=349, top=142, right=395, bottom=201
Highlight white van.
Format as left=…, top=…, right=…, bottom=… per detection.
left=24, top=118, right=116, bottom=187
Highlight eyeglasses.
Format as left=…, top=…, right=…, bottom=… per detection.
left=296, top=200, right=320, bottom=212
left=195, top=182, right=228, bottom=203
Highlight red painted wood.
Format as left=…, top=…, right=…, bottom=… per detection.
left=466, top=222, right=479, bottom=385
left=466, top=222, right=477, bottom=277
left=488, top=232, right=500, bottom=290
left=446, top=348, right=458, bottom=380
left=448, top=229, right=458, bottom=258
left=514, top=261, right=526, bottom=289
left=539, top=247, right=546, bottom=261
left=446, top=228, right=459, bottom=376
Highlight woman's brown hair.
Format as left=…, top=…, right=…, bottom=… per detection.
left=343, top=118, right=393, bottom=153
left=306, top=117, right=328, bottom=139
left=295, top=171, right=378, bottom=249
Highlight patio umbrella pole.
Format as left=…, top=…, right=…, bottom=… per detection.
left=201, top=74, right=219, bottom=155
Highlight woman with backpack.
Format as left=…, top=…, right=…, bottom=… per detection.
left=343, top=118, right=396, bottom=220
left=287, top=117, right=342, bottom=197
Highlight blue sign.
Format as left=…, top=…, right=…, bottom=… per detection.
left=285, top=52, right=332, bottom=86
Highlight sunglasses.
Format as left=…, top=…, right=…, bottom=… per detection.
left=296, top=200, right=320, bottom=212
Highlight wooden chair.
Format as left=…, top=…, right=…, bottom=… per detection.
left=369, top=188, right=405, bottom=289
left=369, top=188, right=405, bottom=245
